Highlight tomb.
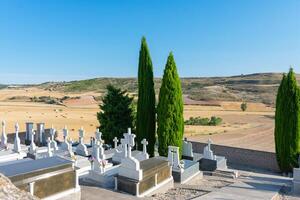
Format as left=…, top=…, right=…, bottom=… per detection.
left=182, top=138, right=194, bottom=160
left=83, top=130, right=117, bottom=188
left=135, top=138, right=149, bottom=161
left=167, top=146, right=201, bottom=184
left=116, top=129, right=173, bottom=197
left=25, top=122, right=34, bottom=145
left=200, top=139, right=228, bottom=171
left=0, top=123, right=27, bottom=163
left=75, top=127, right=88, bottom=156
left=0, top=156, right=81, bottom=199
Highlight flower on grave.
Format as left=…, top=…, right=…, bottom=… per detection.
left=100, top=159, right=107, bottom=167
left=88, top=156, right=95, bottom=163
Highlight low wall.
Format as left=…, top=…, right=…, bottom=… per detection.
left=190, top=141, right=280, bottom=172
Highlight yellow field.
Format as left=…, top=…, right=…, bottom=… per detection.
left=0, top=87, right=275, bottom=152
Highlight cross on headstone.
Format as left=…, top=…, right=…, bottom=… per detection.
left=141, top=139, right=148, bottom=154
left=113, top=137, right=118, bottom=149
left=124, top=128, right=135, bottom=158
left=29, top=129, right=36, bottom=154
left=14, top=123, right=21, bottom=153
left=47, top=137, right=53, bottom=157
left=1, top=120, right=7, bottom=147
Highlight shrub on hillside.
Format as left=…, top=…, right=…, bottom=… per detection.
left=184, top=116, right=222, bottom=126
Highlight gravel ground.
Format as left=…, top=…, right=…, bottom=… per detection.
left=150, top=174, right=234, bottom=200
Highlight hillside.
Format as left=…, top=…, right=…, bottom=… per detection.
left=36, top=73, right=297, bottom=106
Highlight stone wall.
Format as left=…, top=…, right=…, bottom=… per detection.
left=190, top=141, right=280, bottom=172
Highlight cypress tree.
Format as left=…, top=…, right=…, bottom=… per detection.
left=275, top=68, right=300, bottom=172
left=136, top=37, right=156, bottom=156
left=157, top=52, right=184, bottom=156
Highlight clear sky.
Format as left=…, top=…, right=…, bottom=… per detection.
left=0, top=0, right=299, bottom=84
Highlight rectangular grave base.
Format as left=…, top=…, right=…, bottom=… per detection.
left=172, top=160, right=201, bottom=183
left=116, top=175, right=173, bottom=197
left=199, top=156, right=227, bottom=171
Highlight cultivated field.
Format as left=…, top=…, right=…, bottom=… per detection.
left=0, top=87, right=275, bottom=152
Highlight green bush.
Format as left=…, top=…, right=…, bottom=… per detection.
left=241, top=102, right=247, bottom=111
left=184, top=116, right=222, bottom=126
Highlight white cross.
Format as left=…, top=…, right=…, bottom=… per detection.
left=113, top=137, right=118, bottom=149
left=79, top=127, right=84, bottom=138
left=124, top=128, right=135, bottom=158
left=141, top=139, right=148, bottom=154
left=121, top=138, right=127, bottom=157
left=15, top=123, right=19, bottom=136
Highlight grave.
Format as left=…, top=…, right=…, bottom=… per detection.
left=200, top=139, right=228, bottom=171
left=75, top=127, right=88, bottom=156
left=167, top=146, right=201, bottom=184
left=0, top=123, right=27, bottom=163
left=112, top=129, right=149, bottom=164
left=116, top=129, right=173, bottom=197
left=83, top=130, right=117, bottom=188
left=36, top=122, right=45, bottom=146
left=25, top=122, right=34, bottom=145
left=182, top=137, right=194, bottom=160
left=1, top=121, right=8, bottom=149
left=0, top=156, right=81, bottom=199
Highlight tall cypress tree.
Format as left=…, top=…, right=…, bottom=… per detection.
left=136, top=37, right=156, bottom=156
left=275, top=68, right=300, bottom=172
left=157, top=52, right=184, bottom=156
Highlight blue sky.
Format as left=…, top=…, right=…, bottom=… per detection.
left=0, top=0, right=299, bottom=84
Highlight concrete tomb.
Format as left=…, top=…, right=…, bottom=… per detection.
left=200, top=139, right=228, bottom=171
left=36, top=122, right=45, bottom=146
left=167, top=146, right=201, bottom=184
left=49, top=125, right=58, bottom=151
left=116, top=128, right=173, bottom=197
left=75, top=127, right=88, bottom=156
left=25, top=122, right=34, bottom=144
left=0, top=156, right=81, bottom=199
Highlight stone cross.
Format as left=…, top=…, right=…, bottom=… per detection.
left=29, top=129, right=37, bottom=154
left=141, top=139, right=148, bottom=154
left=124, top=128, right=135, bottom=158
left=113, top=137, right=118, bottom=149
left=1, top=120, right=7, bottom=148
left=13, top=123, right=21, bottom=153
left=47, top=137, right=53, bottom=157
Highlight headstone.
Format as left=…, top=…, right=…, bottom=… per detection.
left=200, top=138, right=228, bottom=171
left=61, top=125, right=71, bottom=151
left=25, top=122, right=34, bottom=143
left=203, top=139, right=216, bottom=160
left=113, top=137, right=118, bottom=149
left=47, top=137, right=53, bottom=157
left=168, top=146, right=184, bottom=172
left=49, top=125, right=58, bottom=151
left=118, top=128, right=142, bottom=181
left=167, top=145, right=201, bottom=183
left=75, top=127, right=88, bottom=156
left=36, top=123, right=45, bottom=145
left=29, top=129, right=37, bottom=154
left=182, top=138, right=193, bottom=159
left=135, top=138, right=149, bottom=161
left=1, top=120, right=7, bottom=148
left=13, top=123, right=21, bottom=153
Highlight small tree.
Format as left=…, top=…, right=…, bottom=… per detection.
left=241, top=102, right=247, bottom=111
left=157, top=52, right=184, bottom=156
left=97, top=85, right=134, bottom=145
